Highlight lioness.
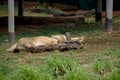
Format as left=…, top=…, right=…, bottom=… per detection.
left=7, top=35, right=84, bottom=52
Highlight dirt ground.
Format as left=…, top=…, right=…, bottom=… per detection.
left=0, top=1, right=120, bottom=66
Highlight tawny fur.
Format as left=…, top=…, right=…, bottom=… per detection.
left=71, top=36, right=84, bottom=43
left=7, top=36, right=58, bottom=52
left=51, top=34, right=66, bottom=43
left=51, top=34, right=84, bottom=43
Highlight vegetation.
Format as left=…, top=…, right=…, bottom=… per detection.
left=0, top=49, right=119, bottom=80
left=0, top=3, right=120, bottom=80
left=0, top=4, right=50, bottom=17
left=0, top=21, right=119, bottom=79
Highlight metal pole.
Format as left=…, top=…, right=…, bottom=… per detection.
left=106, top=0, right=113, bottom=32
left=8, top=0, right=15, bottom=45
left=95, top=0, right=102, bottom=22
left=18, top=0, right=24, bottom=16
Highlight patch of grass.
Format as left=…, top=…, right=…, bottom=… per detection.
left=0, top=4, right=50, bottom=17
left=24, top=11, right=50, bottom=17
left=36, top=4, right=64, bottom=15
left=0, top=51, right=120, bottom=80
left=0, top=34, right=8, bottom=42
left=0, top=63, right=8, bottom=80
left=102, top=48, right=120, bottom=58
left=0, top=5, right=8, bottom=8
left=7, top=65, right=41, bottom=80
left=0, top=62, right=53, bottom=80
left=0, top=61, right=15, bottom=80
left=0, top=5, right=18, bottom=17
left=92, top=56, right=113, bottom=75
left=108, top=68, right=120, bottom=80
left=35, top=5, right=46, bottom=10
left=64, top=68, right=89, bottom=80
left=48, top=7, right=64, bottom=14
left=113, top=59, right=120, bottom=68
left=45, top=55, right=76, bottom=77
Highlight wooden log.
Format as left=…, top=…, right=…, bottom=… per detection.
left=26, top=41, right=81, bottom=53
left=65, top=32, right=71, bottom=42
left=0, top=16, right=84, bottom=26
left=29, top=8, right=77, bottom=17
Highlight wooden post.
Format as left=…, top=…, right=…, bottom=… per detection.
left=65, top=32, right=71, bottom=42
left=77, top=0, right=80, bottom=9
left=0, top=0, right=4, bottom=5
left=106, top=0, right=113, bottom=32
left=95, top=0, right=102, bottom=22
left=40, top=0, right=44, bottom=6
left=18, top=0, right=23, bottom=16
left=8, top=0, right=15, bottom=45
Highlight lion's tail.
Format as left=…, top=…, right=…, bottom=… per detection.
left=6, top=43, right=17, bottom=52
